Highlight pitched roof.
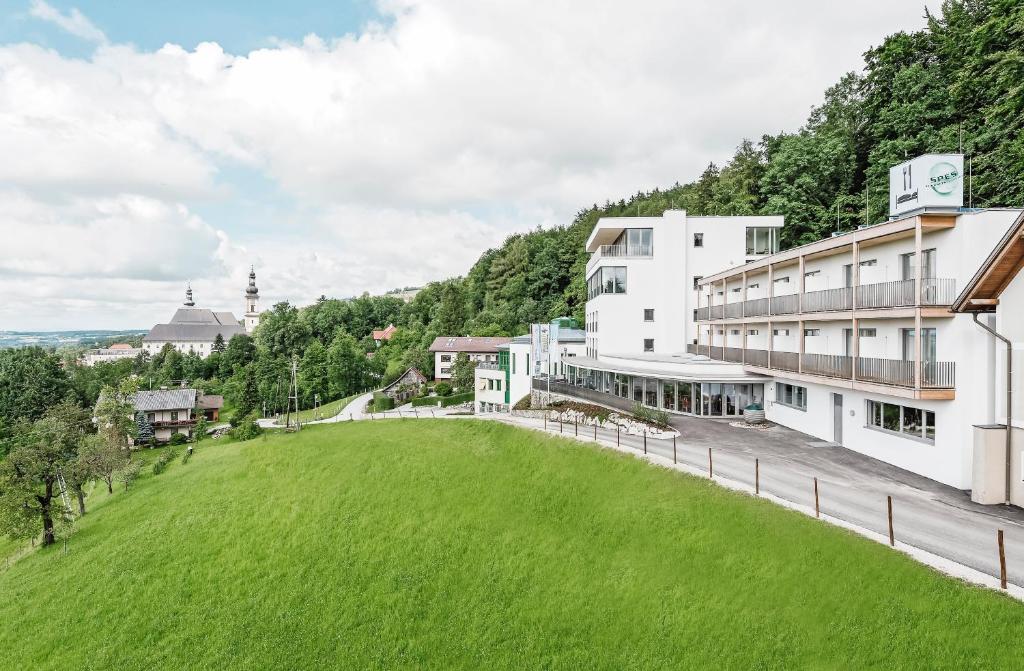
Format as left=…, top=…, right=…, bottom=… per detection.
left=428, top=336, right=511, bottom=353
left=169, top=308, right=239, bottom=325
left=109, top=343, right=135, bottom=349
left=381, top=367, right=427, bottom=392
left=144, top=323, right=245, bottom=343
left=952, top=210, right=1024, bottom=313
left=196, top=394, right=224, bottom=410
left=372, top=324, right=398, bottom=341
left=133, top=389, right=197, bottom=411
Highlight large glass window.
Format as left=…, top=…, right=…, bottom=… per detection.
left=611, top=228, right=653, bottom=256
left=645, top=379, right=658, bottom=408
left=900, top=328, right=937, bottom=363
left=746, top=227, right=780, bottom=255
left=867, top=400, right=935, bottom=443
left=724, top=384, right=736, bottom=415
left=662, top=381, right=676, bottom=411
left=775, top=383, right=807, bottom=411
left=587, top=266, right=627, bottom=299
left=679, top=382, right=693, bottom=413
left=632, top=377, right=644, bottom=403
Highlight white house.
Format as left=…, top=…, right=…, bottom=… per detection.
left=143, top=269, right=261, bottom=358
left=81, top=343, right=143, bottom=366
left=428, top=336, right=511, bottom=382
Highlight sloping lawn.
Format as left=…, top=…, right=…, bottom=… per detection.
left=0, top=420, right=1021, bottom=669
left=273, top=393, right=360, bottom=425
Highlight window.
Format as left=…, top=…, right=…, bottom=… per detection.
left=859, top=328, right=877, bottom=337
left=772, top=328, right=790, bottom=336
left=900, top=248, right=936, bottom=281
left=171, top=411, right=179, bottom=421
left=804, top=328, right=820, bottom=337
left=866, top=400, right=935, bottom=443
left=748, top=283, right=760, bottom=289
left=730, top=329, right=740, bottom=336
left=146, top=413, right=155, bottom=423
left=900, top=328, right=937, bottom=362
left=693, top=232, right=704, bottom=247
left=775, top=383, right=807, bottom=411
left=731, top=287, right=742, bottom=293
left=804, top=270, right=821, bottom=278
left=746, top=227, right=780, bottom=255
left=440, top=354, right=452, bottom=362
left=773, top=276, right=790, bottom=284
left=643, top=309, right=654, bottom=322
left=586, top=266, right=627, bottom=299
left=611, top=228, right=654, bottom=256
left=440, top=367, right=451, bottom=375
left=860, top=259, right=877, bottom=267
left=693, top=276, right=703, bottom=290
left=843, top=264, right=853, bottom=288
left=643, top=339, right=654, bottom=352
left=747, top=329, right=759, bottom=336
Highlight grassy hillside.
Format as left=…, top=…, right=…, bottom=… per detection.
left=1, top=420, right=1022, bottom=669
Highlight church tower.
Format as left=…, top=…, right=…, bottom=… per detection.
left=244, top=267, right=260, bottom=334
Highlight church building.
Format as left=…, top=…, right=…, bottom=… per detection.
left=142, top=268, right=262, bottom=358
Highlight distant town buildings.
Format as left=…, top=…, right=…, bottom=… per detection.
left=81, top=343, right=142, bottom=366
left=143, top=269, right=261, bottom=358
left=372, top=324, right=398, bottom=346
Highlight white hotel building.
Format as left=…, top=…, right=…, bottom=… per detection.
left=556, top=154, right=1024, bottom=499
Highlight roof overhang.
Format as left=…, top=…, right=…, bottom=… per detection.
left=951, top=211, right=1024, bottom=313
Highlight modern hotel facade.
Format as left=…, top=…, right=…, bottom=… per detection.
left=550, top=154, right=1024, bottom=500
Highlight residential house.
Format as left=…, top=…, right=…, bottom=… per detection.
left=428, top=336, right=512, bottom=382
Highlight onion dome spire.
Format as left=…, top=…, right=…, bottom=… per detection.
left=246, top=266, right=259, bottom=296
left=184, top=282, right=195, bottom=307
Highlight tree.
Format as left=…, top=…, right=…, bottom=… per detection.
left=193, top=411, right=209, bottom=444
left=0, top=401, right=91, bottom=546
left=299, top=340, right=330, bottom=406
left=0, top=347, right=71, bottom=424
left=78, top=434, right=124, bottom=495
left=135, top=411, right=154, bottom=446
left=95, top=378, right=139, bottom=459
left=236, top=365, right=260, bottom=418
left=450, top=352, right=477, bottom=392
left=212, top=333, right=226, bottom=352
left=327, top=331, right=366, bottom=399
left=118, top=460, right=142, bottom=491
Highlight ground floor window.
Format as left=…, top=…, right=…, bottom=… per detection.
left=775, top=383, right=807, bottom=411
left=866, top=400, right=935, bottom=443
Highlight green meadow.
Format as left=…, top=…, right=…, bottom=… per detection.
left=1, top=420, right=1020, bottom=669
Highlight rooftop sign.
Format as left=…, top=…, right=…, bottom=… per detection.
left=889, top=153, right=964, bottom=217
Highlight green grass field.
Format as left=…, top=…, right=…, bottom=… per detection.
left=273, top=393, right=360, bottom=425
left=1, top=420, right=1022, bottom=669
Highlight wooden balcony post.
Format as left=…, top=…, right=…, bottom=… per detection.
left=851, top=241, right=860, bottom=309
left=741, top=271, right=748, bottom=318
left=851, top=317, right=859, bottom=382
left=767, top=319, right=774, bottom=368
left=798, top=319, right=805, bottom=373
left=914, top=217, right=923, bottom=306
left=798, top=255, right=806, bottom=314
left=914, top=219, right=923, bottom=388
left=768, top=263, right=775, bottom=316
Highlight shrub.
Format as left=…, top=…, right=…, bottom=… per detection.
left=513, top=394, right=531, bottom=411
left=372, top=393, right=395, bottom=412
left=631, top=403, right=670, bottom=429
left=169, top=432, right=188, bottom=446
left=434, top=382, right=453, bottom=397
left=152, top=447, right=178, bottom=475
left=438, top=391, right=474, bottom=408
left=230, top=415, right=263, bottom=441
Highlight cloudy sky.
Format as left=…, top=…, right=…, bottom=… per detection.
left=0, top=0, right=938, bottom=331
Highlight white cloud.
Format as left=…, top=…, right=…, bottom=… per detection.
left=0, top=0, right=941, bottom=329
left=28, top=0, right=108, bottom=44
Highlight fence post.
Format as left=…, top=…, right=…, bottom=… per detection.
left=414, top=408, right=419, bottom=418
left=755, top=458, right=759, bottom=495
left=813, top=477, right=820, bottom=518
left=998, top=529, right=1008, bottom=590
left=708, top=448, right=713, bottom=478
left=672, top=435, right=677, bottom=464
left=643, top=431, right=647, bottom=454
left=594, top=424, right=597, bottom=441
left=887, top=496, right=894, bottom=546
left=575, top=418, right=578, bottom=436
left=560, top=414, right=563, bottom=434
left=544, top=415, right=547, bottom=431
left=616, top=425, right=620, bottom=446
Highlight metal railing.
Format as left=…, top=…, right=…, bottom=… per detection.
left=744, top=297, right=770, bottom=317
left=686, top=343, right=700, bottom=355
left=476, top=362, right=502, bottom=371
left=723, top=347, right=744, bottom=363
left=856, top=357, right=915, bottom=387
left=595, top=244, right=653, bottom=258
left=801, top=353, right=852, bottom=379
left=802, top=286, right=853, bottom=313
left=769, top=350, right=800, bottom=372
left=922, top=361, right=956, bottom=388
left=709, top=346, right=724, bottom=360
left=694, top=307, right=709, bottom=321
left=921, top=278, right=957, bottom=306
left=744, top=348, right=768, bottom=367
left=770, top=293, right=799, bottom=315
left=710, top=305, right=724, bottom=320
left=856, top=279, right=916, bottom=309
left=725, top=302, right=743, bottom=319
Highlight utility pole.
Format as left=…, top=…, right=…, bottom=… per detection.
left=285, top=357, right=301, bottom=430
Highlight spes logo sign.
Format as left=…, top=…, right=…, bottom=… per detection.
left=928, top=162, right=960, bottom=196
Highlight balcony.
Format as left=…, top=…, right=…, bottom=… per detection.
left=476, top=362, right=503, bottom=371
left=694, top=278, right=957, bottom=321
left=692, top=347, right=955, bottom=390
left=587, top=243, right=653, bottom=270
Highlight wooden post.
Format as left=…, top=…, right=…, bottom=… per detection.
left=544, top=415, right=547, bottom=431
left=673, top=435, right=677, bottom=464
left=814, top=477, right=820, bottom=518
left=616, top=425, right=620, bottom=446
left=643, top=432, right=647, bottom=454
left=708, top=448, right=713, bottom=478
left=998, top=529, right=1008, bottom=590
left=755, top=458, right=760, bottom=495
left=594, top=424, right=597, bottom=441
left=414, top=408, right=418, bottom=418
left=887, top=496, right=894, bottom=547
left=575, top=418, right=578, bottom=436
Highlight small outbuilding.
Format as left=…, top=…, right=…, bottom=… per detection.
left=380, top=367, right=427, bottom=403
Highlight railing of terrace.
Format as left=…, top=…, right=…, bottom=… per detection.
left=856, top=356, right=915, bottom=387
left=725, top=302, right=743, bottom=319
left=770, top=294, right=799, bottom=315
left=769, top=350, right=800, bottom=372
left=744, top=348, right=768, bottom=367
left=802, top=287, right=853, bottom=313
left=856, top=279, right=916, bottom=309
left=801, top=353, right=853, bottom=379
left=744, top=297, right=770, bottom=317
left=723, top=347, right=744, bottom=363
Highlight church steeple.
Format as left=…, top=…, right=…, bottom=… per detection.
left=244, top=267, right=260, bottom=334
left=184, top=282, right=195, bottom=307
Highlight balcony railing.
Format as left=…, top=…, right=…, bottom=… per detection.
left=801, top=353, right=852, bottom=379
left=770, top=294, right=799, bottom=316
left=922, top=361, right=956, bottom=388
left=744, top=348, right=768, bottom=367
left=744, top=297, right=770, bottom=317
left=476, top=362, right=502, bottom=371
left=856, top=357, right=915, bottom=387
left=686, top=343, right=700, bottom=355
left=594, top=244, right=653, bottom=259
left=709, top=346, right=724, bottom=360
left=693, top=278, right=957, bottom=321
left=723, top=346, right=744, bottom=363
left=802, top=287, right=853, bottom=313
left=769, top=350, right=800, bottom=372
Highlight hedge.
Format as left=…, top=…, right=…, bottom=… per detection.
left=409, top=391, right=474, bottom=408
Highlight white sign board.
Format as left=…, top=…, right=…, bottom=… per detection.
left=889, top=153, right=964, bottom=217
